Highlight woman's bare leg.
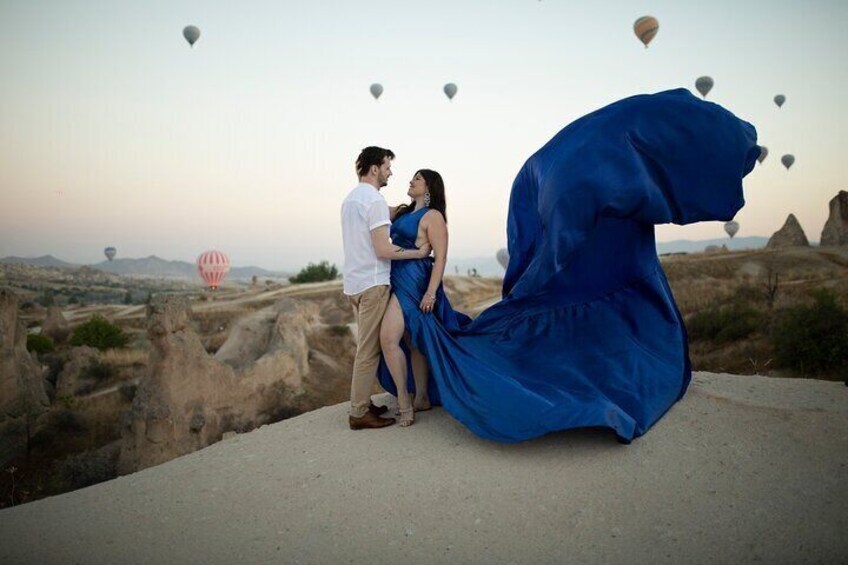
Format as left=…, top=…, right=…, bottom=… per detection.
left=409, top=344, right=431, bottom=411
left=379, top=295, right=414, bottom=426
left=402, top=333, right=431, bottom=411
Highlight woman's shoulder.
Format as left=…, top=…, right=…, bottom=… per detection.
left=422, top=208, right=446, bottom=225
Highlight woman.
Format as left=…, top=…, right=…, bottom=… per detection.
left=379, top=169, right=467, bottom=427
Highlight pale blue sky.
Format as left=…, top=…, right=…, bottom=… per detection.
left=1, top=0, right=846, bottom=270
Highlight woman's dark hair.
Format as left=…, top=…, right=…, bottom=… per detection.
left=394, top=169, right=447, bottom=223
left=356, top=146, right=395, bottom=178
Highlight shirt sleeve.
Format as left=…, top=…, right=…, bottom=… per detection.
left=367, top=199, right=391, bottom=231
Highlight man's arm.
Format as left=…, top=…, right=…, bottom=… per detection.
left=370, top=225, right=431, bottom=260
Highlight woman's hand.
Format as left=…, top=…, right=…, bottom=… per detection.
left=419, top=292, right=437, bottom=313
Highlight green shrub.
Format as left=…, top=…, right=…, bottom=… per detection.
left=69, top=316, right=129, bottom=351
left=772, top=288, right=848, bottom=377
left=688, top=302, right=763, bottom=344
left=289, top=261, right=339, bottom=284
left=26, top=334, right=55, bottom=355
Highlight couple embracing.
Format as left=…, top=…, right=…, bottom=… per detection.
left=341, top=146, right=446, bottom=430
left=339, top=90, right=760, bottom=444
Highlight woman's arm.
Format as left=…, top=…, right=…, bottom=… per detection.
left=370, top=225, right=431, bottom=260
left=420, top=211, right=448, bottom=311
left=389, top=205, right=399, bottom=220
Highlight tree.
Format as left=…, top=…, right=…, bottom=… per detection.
left=26, top=334, right=55, bottom=355
left=289, top=261, right=339, bottom=284
left=772, top=288, right=848, bottom=378
left=69, top=316, right=129, bottom=351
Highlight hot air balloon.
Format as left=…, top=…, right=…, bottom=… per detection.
left=781, top=154, right=795, bottom=170
left=774, top=94, right=786, bottom=108
left=183, top=25, right=200, bottom=47
left=757, top=146, right=768, bottom=164
left=369, top=83, right=383, bottom=100
left=633, top=16, right=659, bottom=48
left=496, top=248, right=509, bottom=270
left=104, top=247, right=117, bottom=261
left=197, top=250, right=230, bottom=290
left=443, top=83, right=458, bottom=100
left=695, top=76, right=713, bottom=98
left=724, top=221, right=739, bottom=239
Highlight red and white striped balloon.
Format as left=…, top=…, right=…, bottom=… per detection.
left=196, top=250, right=230, bottom=290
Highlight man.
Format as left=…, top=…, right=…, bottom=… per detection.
left=341, top=146, right=431, bottom=429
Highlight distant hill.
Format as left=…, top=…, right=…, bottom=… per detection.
left=655, top=236, right=769, bottom=254
left=0, top=255, right=289, bottom=280
left=95, top=257, right=288, bottom=280
left=0, top=255, right=80, bottom=269
left=94, top=256, right=197, bottom=278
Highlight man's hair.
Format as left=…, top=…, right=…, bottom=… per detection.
left=356, top=146, right=395, bottom=178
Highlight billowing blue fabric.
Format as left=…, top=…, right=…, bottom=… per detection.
left=378, top=89, right=759, bottom=443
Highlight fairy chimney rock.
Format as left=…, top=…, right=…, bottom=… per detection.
left=42, top=306, right=69, bottom=343
left=0, top=288, right=50, bottom=467
left=767, top=214, right=810, bottom=248
left=820, top=190, right=848, bottom=246
left=118, top=295, right=236, bottom=475
left=118, top=295, right=323, bottom=475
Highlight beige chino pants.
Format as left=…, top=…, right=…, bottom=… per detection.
left=347, top=284, right=390, bottom=417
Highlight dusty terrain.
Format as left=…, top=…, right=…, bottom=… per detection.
left=660, top=245, right=848, bottom=313
left=0, top=372, right=845, bottom=564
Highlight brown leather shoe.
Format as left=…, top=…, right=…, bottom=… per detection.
left=368, top=403, right=389, bottom=416
left=349, top=411, right=396, bottom=430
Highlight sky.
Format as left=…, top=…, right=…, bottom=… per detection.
left=1, top=0, right=846, bottom=271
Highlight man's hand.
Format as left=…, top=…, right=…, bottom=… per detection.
left=416, top=243, right=432, bottom=258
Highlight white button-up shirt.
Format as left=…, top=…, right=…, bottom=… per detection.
left=341, top=182, right=391, bottom=295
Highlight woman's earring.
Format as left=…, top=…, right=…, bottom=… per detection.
left=424, top=192, right=431, bottom=207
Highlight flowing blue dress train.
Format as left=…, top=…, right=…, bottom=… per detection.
left=377, top=89, right=760, bottom=443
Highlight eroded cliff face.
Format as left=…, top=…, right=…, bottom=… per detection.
left=0, top=289, right=49, bottom=467
left=820, top=190, right=848, bottom=247
left=118, top=295, right=350, bottom=475
left=767, top=213, right=810, bottom=248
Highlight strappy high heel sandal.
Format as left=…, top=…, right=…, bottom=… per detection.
left=399, top=407, right=415, bottom=427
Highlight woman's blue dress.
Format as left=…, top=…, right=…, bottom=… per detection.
left=377, top=89, right=760, bottom=443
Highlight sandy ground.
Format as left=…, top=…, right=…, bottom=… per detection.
left=1, top=372, right=846, bottom=565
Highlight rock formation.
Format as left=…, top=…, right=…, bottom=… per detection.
left=0, top=289, right=50, bottom=467
left=55, top=346, right=100, bottom=397
left=41, top=306, right=69, bottom=343
left=118, top=295, right=334, bottom=475
left=820, top=190, right=848, bottom=246
left=767, top=213, right=810, bottom=248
